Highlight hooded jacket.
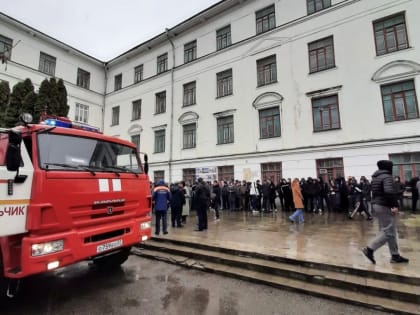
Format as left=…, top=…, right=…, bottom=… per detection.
left=291, top=179, right=304, bottom=209
left=371, top=162, right=398, bottom=207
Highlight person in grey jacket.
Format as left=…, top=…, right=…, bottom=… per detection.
left=362, top=160, right=409, bottom=264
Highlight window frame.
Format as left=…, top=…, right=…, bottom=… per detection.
left=131, top=134, right=140, bottom=152
left=184, top=40, right=197, bottom=64
left=154, top=170, right=165, bottom=184
left=316, top=158, right=344, bottom=181
left=155, top=91, right=166, bottom=114
left=183, top=81, right=196, bottom=106
left=380, top=80, right=419, bottom=122
left=308, top=36, right=335, bottom=73
left=132, top=99, right=142, bottom=121
left=259, top=107, right=281, bottom=139
left=111, top=106, right=120, bottom=126
left=39, top=52, right=56, bottom=76
left=154, top=129, right=166, bottom=153
left=157, top=53, right=168, bottom=74
left=261, top=162, right=282, bottom=183
left=216, top=25, right=232, bottom=50
left=257, top=55, right=277, bottom=87
left=75, top=103, right=89, bottom=123
left=390, top=152, right=420, bottom=182
left=311, top=94, right=341, bottom=132
left=373, top=12, right=409, bottom=56
left=114, top=73, right=122, bottom=91
left=0, top=34, right=13, bottom=61
left=217, top=115, right=234, bottom=145
left=134, top=64, right=143, bottom=83
left=256, top=4, right=276, bottom=35
left=216, top=69, right=233, bottom=98
left=182, top=123, right=197, bottom=149
left=307, top=0, right=331, bottom=15
left=77, top=68, right=90, bottom=89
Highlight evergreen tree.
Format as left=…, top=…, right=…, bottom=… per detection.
left=4, top=79, right=35, bottom=127
left=34, top=79, right=51, bottom=122
left=57, top=79, right=69, bottom=117
left=34, top=78, right=69, bottom=122
left=0, top=81, right=10, bottom=127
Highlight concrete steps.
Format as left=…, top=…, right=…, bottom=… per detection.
left=132, top=238, right=420, bottom=315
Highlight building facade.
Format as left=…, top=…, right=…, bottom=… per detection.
left=1, top=0, right=420, bottom=184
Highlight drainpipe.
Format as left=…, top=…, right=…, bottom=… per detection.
left=102, top=63, right=108, bottom=132
left=166, top=28, right=175, bottom=183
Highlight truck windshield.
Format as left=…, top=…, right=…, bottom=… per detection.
left=38, top=133, right=142, bottom=174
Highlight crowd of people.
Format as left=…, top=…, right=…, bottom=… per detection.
left=152, top=174, right=420, bottom=234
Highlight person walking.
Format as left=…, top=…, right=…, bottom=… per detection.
left=362, top=160, right=409, bottom=264
left=289, top=178, right=304, bottom=224
left=152, top=180, right=171, bottom=235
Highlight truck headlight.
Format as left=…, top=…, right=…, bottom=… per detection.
left=140, top=221, right=151, bottom=230
left=31, top=240, right=64, bottom=257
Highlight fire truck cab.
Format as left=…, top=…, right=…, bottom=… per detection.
left=0, top=114, right=152, bottom=296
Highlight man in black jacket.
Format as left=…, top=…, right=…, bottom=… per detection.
left=362, top=160, right=409, bottom=264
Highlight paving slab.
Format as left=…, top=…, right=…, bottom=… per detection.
left=153, top=209, right=420, bottom=278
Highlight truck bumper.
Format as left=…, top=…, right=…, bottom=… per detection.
left=6, top=216, right=151, bottom=278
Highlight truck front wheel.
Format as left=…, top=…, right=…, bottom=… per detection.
left=92, top=247, right=131, bottom=270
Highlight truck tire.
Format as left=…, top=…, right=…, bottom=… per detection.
left=92, top=247, right=131, bottom=270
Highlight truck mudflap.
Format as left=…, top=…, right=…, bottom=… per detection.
left=5, top=217, right=151, bottom=279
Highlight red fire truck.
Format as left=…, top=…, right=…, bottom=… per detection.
left=0, top=114, right=152, bottom=297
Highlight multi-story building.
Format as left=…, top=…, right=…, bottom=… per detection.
left=1, top=0, right=419, bottom=184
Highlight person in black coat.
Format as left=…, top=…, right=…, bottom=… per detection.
left=170, top=182, right=185, bottom=228
left=408, top=176, right=419, bottom=213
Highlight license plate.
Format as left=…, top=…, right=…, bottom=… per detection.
left=96, top=239, right=123, bottom=253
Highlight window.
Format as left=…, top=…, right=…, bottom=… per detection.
left=39, top=52, right=56, bottom=75
left=217, top=69, right=233, bottom=98
left=132, top=99, right=141, bottom=120
left=259, top=107, right=280, bottom=138
left=114, top=74, right=122, bottom=91
left=111, top=106, right=120, bottom=126
left=381, top=80, right=419, bottom=122
left=316, top=158, right=344, bottom=181
left=184, top=40, right=197, bottom=63
left=373, top=13, right=408, bottom=56
left=261, top=162, right=282, bottom=183
left=155, top=91, right=166, bottom=114
left=307, top=0, right=331, bottom=15
left=154, top=170, right=165, bottom=184
left=0, top=35, right=13, bottom=61
left=134, top=64, right=143, bottom=83
left=256, top=5, right=275, bottom=34
left=216, top=25, right=231, bottom=50
left=77, top=68, right=90, bottom=89
left=308, top=36, right=335, bottom=73
left=154, top=130, right=165, bottom=153
left=182, top=168, right=195, bottom=186
left=183, top=81, right=196, bottom=106
left=257, top=55, right=277, bottom=87
left=183, top=123, right=196, bottom=149
left=157, top=53, right=168, bottom=74
left=75, top=103, right=89, bottom=123
left=390, top=152, right=420, bottom=182
left=217, top=115, right=234, bottom=144
left=312, top=95, right=341, bottom=131
left=131, top=135, right=140, bottom=152
left=218, top=165, right=234, bottom=182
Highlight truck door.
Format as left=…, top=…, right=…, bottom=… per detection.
left=0, top=131, right=34, bottom=237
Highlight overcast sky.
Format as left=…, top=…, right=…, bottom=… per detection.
left=1, top=0, right=221, bottom=60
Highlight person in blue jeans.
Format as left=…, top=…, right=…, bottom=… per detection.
left=289, top=178, right=304, bottom=224
left=152, top=180, right=171, bottom=235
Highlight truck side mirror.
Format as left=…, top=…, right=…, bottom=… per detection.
left=144, top=154, right=149, bottom=175
left=6, top=131, right=22, bottom=172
